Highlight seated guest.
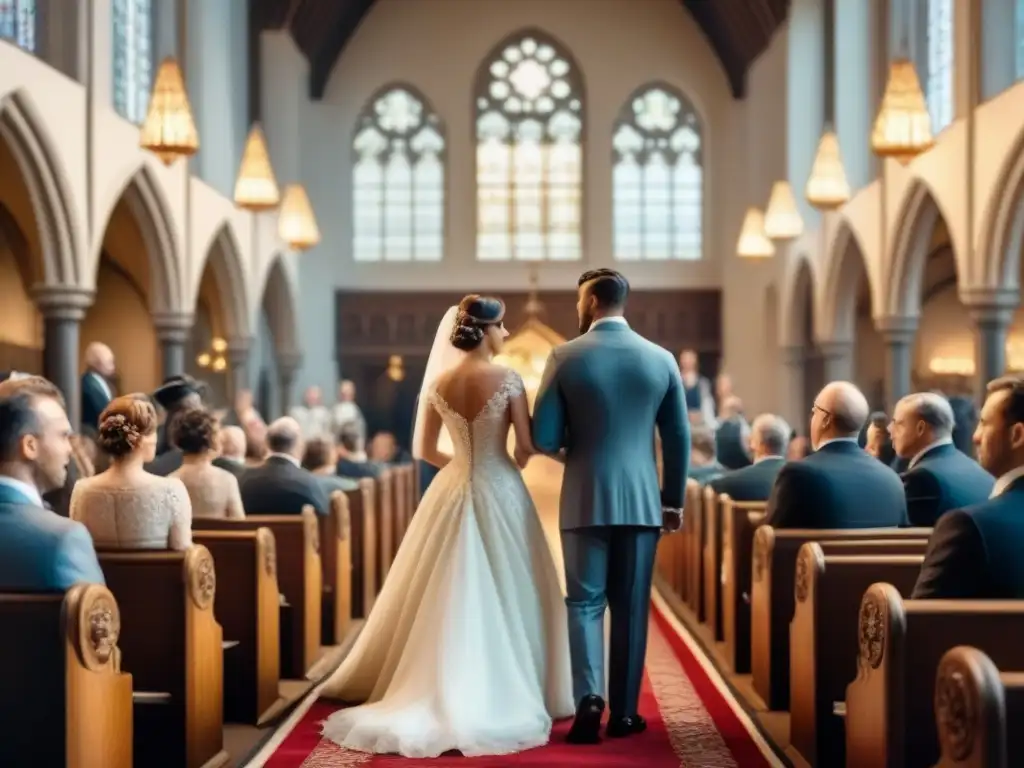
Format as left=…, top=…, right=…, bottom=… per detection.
left=891, top=392, right=993, bottom=527
left=336, top=425, right=379, bottom=480
left=170, top=409, right=244, bottom=519
left=863, top=411, right=897, bottom=467
left=688, top=426, right=725, bottom=484
left=766, top=381, right=907, bottom=529
left=332, top=379, right=367, bottom=445
left=710, top=413, right=789, bottom=501
left=302, top=437, right=360, bottom=494
left=0, top=379, right=105, bottom=590
left=949, top=394, right=979, bottom=458
left=151, top=375, right=202, bottom=458
left=913, top=377, right=1024, bottom=599
left=368, top=431, right=411, bottom=465
left=240, top=417, right=331, bottom=516
left=715, top=395, right=752, bottom=470
left=71, top=395, right=192, bottom=550
left=787, top=434, right=811, bottom=460
left=217, top=425, right=248, bottom=478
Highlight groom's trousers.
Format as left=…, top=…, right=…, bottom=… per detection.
left=561, top=525, right=660, bottom=717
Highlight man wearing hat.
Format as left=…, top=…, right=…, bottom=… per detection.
left=145, top=376, right=203, bottom=476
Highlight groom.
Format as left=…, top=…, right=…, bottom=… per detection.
left=533, top=269, right=690, bottom=744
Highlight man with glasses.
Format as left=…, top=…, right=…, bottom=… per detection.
left=890, top=392, right=993, bottom=527
left=913, top=376, right=1024, bottom=598
left=765, top=381, right=907, bottom=529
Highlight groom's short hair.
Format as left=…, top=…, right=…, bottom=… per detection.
left=578, top=269, right=629, bottom=309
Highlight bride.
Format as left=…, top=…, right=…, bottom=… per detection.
left=319, top=294, right=574, bottom=758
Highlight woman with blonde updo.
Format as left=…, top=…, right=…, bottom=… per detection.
left=70, top=394, right=192, bottom=550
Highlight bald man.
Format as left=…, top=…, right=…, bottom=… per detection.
left=216, top=426, right=248, bottom=479
left=765, top=382, right=907, bottom=529
left=238, top=417, right=330, bottom=517
left=711, top=413, right=790, bottom=502
left=715, top=395, right=752, bottom=470
left=891, top=392, right=993, bottom=527
left=80, top=342, right=116, bottom=432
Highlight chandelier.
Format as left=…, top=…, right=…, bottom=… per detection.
left=196, top=337, right=228, bottom=373
left=806, top=128, right=851, bottom=210
left=871, top=58, right=934, bottom=164
left=736, top=208, right=775, bottom=259
left=234, top=124, right=280, bottom=211
left=140, top=57, right=199, bottom=165
left=763, top=181, right=804, bottom=240
left=278, top=184, right=321, bottom=251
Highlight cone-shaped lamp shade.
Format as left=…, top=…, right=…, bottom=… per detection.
left=736, top=207, right=775, bottom=259
left=278, top=184, right=320, bottom=251
left=764, top=181, right=804, bottom=241
left=234, top=124, right=280, bottom=211
left=871, top=58, right=934, bottom=165
left=806, top=129, right=851, bottom=210
left=140, top=57, right=199, bottom=165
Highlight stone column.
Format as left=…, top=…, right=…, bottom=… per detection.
left=153, top=313, right=193, bottom=382
left=876, top=315, right=918, bottom=410
left=276, top=350, right=303, bottom=417
left=962, top=288, right=1019, bottom=397
left=226, top=337, right=252, bottom=401
left=779, top=345, right=808, bottom=429
left=817, top=340, right=855, bottom=384
left=33, top=286, right=95, bottom=430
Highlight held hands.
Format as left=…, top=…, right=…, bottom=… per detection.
left=514, top=446, right=532, bottom=469
left=661, top=507, right=683, bottom=534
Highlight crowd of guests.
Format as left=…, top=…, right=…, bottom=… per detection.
left=0, top=362, right=414, bottom=593
left=681, top=355, right=1024, bottom=600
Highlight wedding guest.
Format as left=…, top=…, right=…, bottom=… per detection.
left=765, top=382, right=906, bottom=529
left=688, top=426, right=725, bottom=484
left=302, top=436, right=360, bottom=495
left=332, top=379, right=366, bottom=444
left=711, top=413, right=789, bottom=501
left=678, top=349, right=716, bottom=427
left=914, top=377, right=1024, bottom=598
left=71, top=395, right=192, bottom=550
left=369, top=431, right=411, bottom=464
left=714, top=395, right=751, bottom=470
left=787, top=434, right=811, bottom=460
left=217, top=425, right=248, bottom=478
left=0, top=379, right=105, bottom=590
left=891, top=392, right=993, bottom=527
left=171, top=408, right=244, bottom=519
left=863, top=411, right=897, bottom=467
left=80, top=342, right=116, bottom=434
left=336, top=424, right=379, bottom=480
left=151, top=375, right=202, bottom=457
left=949, top=394, right=979, bottom=458
left=240, top=417, right=331, bottom=516
left=291, top=385, right=333, bottom=439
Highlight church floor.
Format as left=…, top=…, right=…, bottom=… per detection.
left=242, top=459, right=784, bottom=767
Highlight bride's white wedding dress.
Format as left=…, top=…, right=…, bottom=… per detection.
left=319, top=368, right=575, bottom=758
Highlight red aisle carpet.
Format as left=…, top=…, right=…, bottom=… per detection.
left=257, top=599, right=779, bottom=767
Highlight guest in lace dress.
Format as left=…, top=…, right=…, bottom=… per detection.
left=70, top=395, right=193, bottom=550
left=171, top=408, right=244, bottom=519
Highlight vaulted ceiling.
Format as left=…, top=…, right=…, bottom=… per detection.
left=250, top=0, right=790, bottom=107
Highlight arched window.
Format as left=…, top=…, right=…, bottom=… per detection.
left=612, top=84, right=703, bottom=261
left=0, top=0, right=35, bottom=52
left=352, top=86, right=445, bottom=262
left=112, top=0, right=153, bottom=124
left=926, top=0, right=954, bottom=133
left=475, top=31, right=583, bottom=261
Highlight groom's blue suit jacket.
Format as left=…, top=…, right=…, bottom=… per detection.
left=532, top=321, right=690, bottom=530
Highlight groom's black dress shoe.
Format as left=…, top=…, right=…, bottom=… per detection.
left=566, top=695, right=605, bottom=744
left=606, top=714, right=647, bottom=738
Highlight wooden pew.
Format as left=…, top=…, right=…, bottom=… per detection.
left=702, top=485, right=725, bottom=640
left=845, top=584, right=1024, bottom=767
left=393, top=465, right=409, bottom=545
left=376, top=468, right=396, bottom=584
left=191, top=527, right=283, bottom=725
left=684, top=479, right=704, bottom=618
left=346, top=479, right=377, bottom=618
left=933, top=646, right=1024, bottom=768
left=789, top=543, right=925, bottom=767
left=193, top=508, right=322, bottom=679
left=0, top=584, right=133, bottom=767
left=402, top=463, right=417, bottom=526
left=656, top=512, right=687, bottom=599
left=751, top=526, right=930, bottom=711
left=720, top=498, right=766, bottom=673
left=98, top=546, right=228, bottom=768
left=319, top=491, right=353, bottom=646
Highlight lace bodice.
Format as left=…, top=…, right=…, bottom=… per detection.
left=171, top=462, right=245, bottom=520
left=70, top=472, right=193, bottom=550
left=429, top=369, right=524, bottom=474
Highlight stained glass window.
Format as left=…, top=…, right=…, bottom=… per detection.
left=926, top=0, right=954, bottom=133
left=0, top=0, right=35, bottom=52
left=112, top=0, right=153, bottom=124
left=352, top=86, right=445, bottom=262
left=475, top=32, right=583, bottom=261
left=613, top=84, right=702, bottom=261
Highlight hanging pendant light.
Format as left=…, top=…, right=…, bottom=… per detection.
left=806, top=127, right=851, bottom=210
left=234, top=124, right=280, bottom=211
left=736, top=207, right=775, bottom=259
left=764, top=181, right=804, bottom=240
left=140, top=57, right=199, bottom=165
left=871, top=58, right=934, bottom=165
left=278, top=184, right=320, bottom=251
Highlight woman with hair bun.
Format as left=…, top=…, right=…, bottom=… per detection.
left=171, top=408, right=245, bottom=519
left=70, top=394, right=192, bottom=550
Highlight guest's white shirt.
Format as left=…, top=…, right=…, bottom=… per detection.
left=754, top=454, right=785, bottom=464
left=266, top=452, right=300, bottom=468
left=588, top=316, right=629, bottom=332
left=908, top=438, right=953, bottom=470
left=88, top=370, right=113, bottom=400
left=991, top=465, right=1024, bottom=498
left=815, top=437, right=859, bottom=450
left=290, top=404, right=333, bottom=439
left=0, top=476, right=43, bottom=506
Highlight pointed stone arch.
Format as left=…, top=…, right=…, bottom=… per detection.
left=820, top=221, right=873, bottom=341
left=886, top=179, right=955, bottom=318
left=195, top=223, right=251, bottom=341
left=981, top=124, right=1024, bottom=291
left=257, top=253, right=299, bottom=355
left=779, top=251, right=817, bottom=348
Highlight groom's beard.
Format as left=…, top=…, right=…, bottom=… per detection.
left=578, top=311, right=594, bottom=335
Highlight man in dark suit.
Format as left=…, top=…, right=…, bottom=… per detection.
left=0, top=379, right=105, bottom=590
left=891, top=392, right=993, bottom=527
left=80, top=342, right=116, bottom=434
left=240, top=416, right=331, bottom=516
left=145, top=376, right=204, bottom=476
left=214, top=425, right=248, bottom=479
left=688, top=426, right=725, bottom=484
left=711, top=413, right=789, bottom=501
left=715, top=396, right=752, bottom=471
left=766, top=381, right=907, bottom=529
left=336, top=424, right=380, bottom=480
left=914, top=377, right=1024, bottom=598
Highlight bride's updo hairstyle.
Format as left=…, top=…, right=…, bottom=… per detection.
left=450, top=294, right=505, bottom=351
left=97, top=395, right=157, bottom=457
